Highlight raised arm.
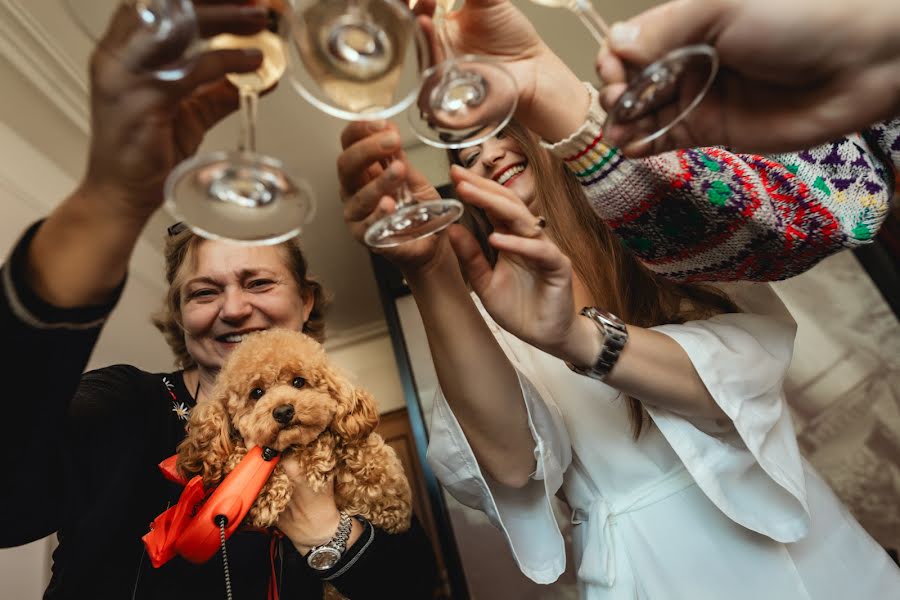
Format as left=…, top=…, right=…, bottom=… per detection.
left=337, top=121, right=537, bottom=487
left=0, top=4, right=266, bottom=547
left=437, top=0, right=895, bottom=283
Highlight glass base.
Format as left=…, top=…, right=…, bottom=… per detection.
left=164, top=151, right=315, bottom=245
left=408, top=55, right=518, bottom=149
left=604, top=44, right=719, bottom=148
left=364, top=199, right=464, bottom=248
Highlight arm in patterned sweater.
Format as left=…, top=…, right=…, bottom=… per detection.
left=543, top=85, right=897, bottom=282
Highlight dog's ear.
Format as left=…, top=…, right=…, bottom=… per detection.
left=326, top=365, right=378, bottom=442
left=176, top=394, right=236, bottom=485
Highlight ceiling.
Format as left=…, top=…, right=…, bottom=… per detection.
left=0, top=0, right=658, bottom=346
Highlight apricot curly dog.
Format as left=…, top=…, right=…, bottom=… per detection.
left=176, top=329, right=411, bottom=533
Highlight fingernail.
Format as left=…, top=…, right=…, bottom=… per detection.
left=380, top=132, right=400, bottom=149
left=387, top=162, right=403, bottom=178
left=610, top=22, right=640, bottom=47
left=368, top=120, right=387, bottom=132
left=239, top=48, right=263, bottom=60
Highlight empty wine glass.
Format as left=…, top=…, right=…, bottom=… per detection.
left=61, top=0, right=200, bottom=80
left=290, top=0, right=464, bottom=248
left=407, top=0, right=519, bottom=150
left=530, top=0, right=718, bottom=148
left=165, top=0, right=316, bottom=244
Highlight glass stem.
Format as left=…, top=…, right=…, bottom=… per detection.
left=238, top=88, right=259, bottom=153
left=572, top=0, right=609, bottom=46
left=382, top=156, right=414, bottom=209
left=433, top=3, right=457, bottom=64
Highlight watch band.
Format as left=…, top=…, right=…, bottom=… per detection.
left=306, top=511, right=353, bottom=570
left=566, top=307, right=628, bottom=381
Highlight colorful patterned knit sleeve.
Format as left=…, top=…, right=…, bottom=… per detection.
left=542, top=85, right=895, bottom=282
left=862, top=116, right=900, bottom=173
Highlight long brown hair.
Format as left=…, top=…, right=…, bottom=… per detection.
left=452, top=121, right=738, bottom=437
left=152, top=229, right=330, bottom=369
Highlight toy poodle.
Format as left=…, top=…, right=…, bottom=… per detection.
left=176, top=328, right=412, bottom=533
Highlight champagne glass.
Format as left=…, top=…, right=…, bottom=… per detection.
left=406, top=0, right=519, bottom=150
left=61, top=0, right=199, bottom=80
left=530, top=0, right=718, bottom=148
left=165, top=1, right=316, bottom=244
left=290, top=0, right=464, bottom=248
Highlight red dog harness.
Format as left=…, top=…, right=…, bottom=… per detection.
left=143, top=446, right=282, bottom=596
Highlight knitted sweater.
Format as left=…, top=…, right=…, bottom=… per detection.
left=543, top=85, right=898, bottom=282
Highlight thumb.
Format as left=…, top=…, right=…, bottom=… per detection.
left=608, top=0, right=730, bottom=65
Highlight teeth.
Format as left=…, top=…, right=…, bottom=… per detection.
left=497, top=163, right=525, bottom=186
left=222, top=334, right=245, bottom=343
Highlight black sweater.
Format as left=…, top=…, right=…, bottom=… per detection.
left=1, top=223, right=437, bottom=599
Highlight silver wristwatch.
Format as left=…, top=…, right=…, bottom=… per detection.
left=306, top=512, right=353, bottom=571
left=566, top=307, right=628, bottom=381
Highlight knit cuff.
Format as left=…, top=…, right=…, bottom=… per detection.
left=541, top=82, right=611, bottom=162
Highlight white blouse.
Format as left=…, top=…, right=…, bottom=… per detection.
left=427, top=296, right=900, bottom=599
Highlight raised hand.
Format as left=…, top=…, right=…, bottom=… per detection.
left=337, top=120, right=454, bottom=272
left=82, top=2, right=267, bottom=217
left=446, top=165, right=591, bottom=362
left=596, top=0, right=900, bottom=156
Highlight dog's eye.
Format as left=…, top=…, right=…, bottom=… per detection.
left=292, top=377, right=306, bottom=389
left=250, top=387, right=265, bottom=400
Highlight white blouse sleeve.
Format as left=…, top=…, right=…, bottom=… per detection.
left=426, top=349, right=572, bottom=584
left=648, top=312, right=811, bottom=543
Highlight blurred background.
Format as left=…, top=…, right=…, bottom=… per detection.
left=1, top=1, right=898, bottom=598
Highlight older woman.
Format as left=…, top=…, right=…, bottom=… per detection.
left=1, top=6, right=435, bottom=599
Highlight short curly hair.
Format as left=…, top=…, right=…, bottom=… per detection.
left=152, top=229, right=329, bottom=369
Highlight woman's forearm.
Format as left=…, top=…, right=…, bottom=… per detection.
left=27, top=182, right=152, bottom=308
left=404, top=241, right=537, bottom=487
left=559, top=316, right=725, bottom=421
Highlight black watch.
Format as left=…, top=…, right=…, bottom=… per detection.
left=306, top=512, right=353, bottom=571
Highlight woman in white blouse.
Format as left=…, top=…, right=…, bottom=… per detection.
left=338, top=121, right=900, bottom=600
left=335, top=3, right=900, bottom=598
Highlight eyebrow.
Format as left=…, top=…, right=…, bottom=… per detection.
left=183, top=269, right=279, bottom=288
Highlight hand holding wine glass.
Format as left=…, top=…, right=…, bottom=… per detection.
left=81, top=2, right=266, bottom=219
left=166, top=0, right=316, bottom=245
left=595, top=0, right=900, bottom=155
left=337, top=120, right=450, bottom=270
left=413, top=0, right=591, bottom=144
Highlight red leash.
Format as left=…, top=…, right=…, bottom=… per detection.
left=143, top=446, right=281, bottom=567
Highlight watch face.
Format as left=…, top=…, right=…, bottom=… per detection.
left=307, top=546, right=341, bottom=570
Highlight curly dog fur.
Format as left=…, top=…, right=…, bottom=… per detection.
left=176, top=329, right=412, bottom=533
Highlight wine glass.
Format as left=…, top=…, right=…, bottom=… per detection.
left=406, top=0, right=519, bottom=150
left=290, top=0, right=464, bottom=248
left=165, top=1, right=316, bottom=244
left=61, top=0, right=199, bottom=80
left=530, top=0, right=718, bottom=148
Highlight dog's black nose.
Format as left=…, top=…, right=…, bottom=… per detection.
left=272, top=404, right=295, bottom=425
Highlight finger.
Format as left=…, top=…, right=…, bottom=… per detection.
left=336, top=128, right=403, bottom=192
left=488, top=232, right=569, bottom=273
left=180, top=79, right=241, bottom=134
left=353, top=196, right=397, bottom=242
left=450, top=166, right=540, bottom=235
left=342, top=162, right=406, bottom=223
left=340, top=119, right=389, bottom=149
left=175, top=47, right=263, bottom=95
left=195, top=5, right=268, bottom=38
left=448, top=224, right=494, bottom=295
left=595, top=44, right=628, bottom=86
left=607, top=0, right=731, bottom=65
